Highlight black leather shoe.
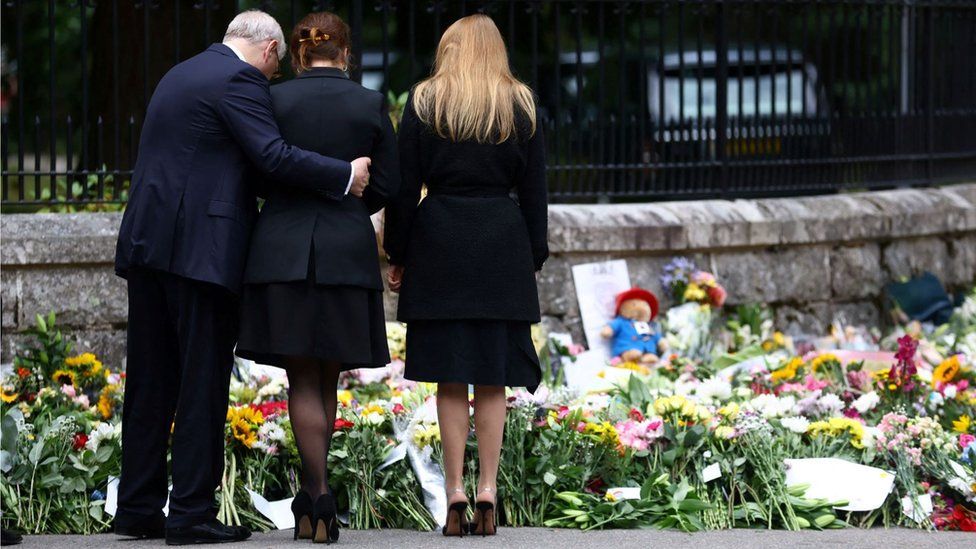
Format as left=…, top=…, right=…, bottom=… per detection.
left=165, top=519, right=250, bottom=546
left=115, top=515, right=166, bottom=539
left=0, top=528, right=23, bottom=546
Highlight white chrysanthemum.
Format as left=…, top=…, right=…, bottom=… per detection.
left=696, top=376, right=732, bottom=402
left=747, top=394, right=797, bottom=419
left=85, top=422, right=120, bottom=452
left=851, top=391, right=880, bottom=414
left=817, top=393, right=844, bottom=416
left=780, top=416, right=810, bottom=434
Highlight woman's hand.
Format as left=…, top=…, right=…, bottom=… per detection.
left=388, top=264, right=404, bottom=293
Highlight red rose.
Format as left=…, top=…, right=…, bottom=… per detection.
left=72, top=432, right=89, bottom=451
left=333, top=418, right=355, bottom=431
left=16, top=367, right=30, bottom=379
left=706, top=284, right=727, bottom=308
left=628, top=408, right=645, bottom=422
left=392, top=403, right=405, bottom=415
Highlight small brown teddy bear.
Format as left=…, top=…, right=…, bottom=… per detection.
left=600, top=287, right=668, bottom=364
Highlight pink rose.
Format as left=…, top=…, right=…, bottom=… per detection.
left=960, top=434, right=975, bottom=449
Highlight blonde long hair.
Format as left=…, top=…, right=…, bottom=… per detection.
left=413, top=14, right=536, bottom=144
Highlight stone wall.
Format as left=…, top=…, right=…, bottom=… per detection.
left=3, top=184, right=975, bottom=366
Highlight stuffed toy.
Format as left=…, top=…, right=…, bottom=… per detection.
left=601, top=287, right=667, bottom=363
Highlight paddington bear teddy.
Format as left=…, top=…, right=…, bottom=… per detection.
left=601, top=287, right=667, bottom=363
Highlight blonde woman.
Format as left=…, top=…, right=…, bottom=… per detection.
left=384, top=14, right=547, bottom=537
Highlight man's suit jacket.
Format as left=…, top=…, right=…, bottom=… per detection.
left=242, top=67, right=399, bottom=291
left=115, top=44, right=352, bottom=293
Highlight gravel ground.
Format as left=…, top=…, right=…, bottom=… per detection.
left=12, top=527, right=974, bottom=549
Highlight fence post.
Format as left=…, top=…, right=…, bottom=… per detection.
left=715, top=0, right=729, bottom=195
left=925, top=3, right=935, bottom=184
left=350, top=0, right=364, bottom=84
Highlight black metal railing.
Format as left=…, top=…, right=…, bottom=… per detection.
left=2, top=1, right=975, bottom=208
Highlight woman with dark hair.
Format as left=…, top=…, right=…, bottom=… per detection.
left=235, top=11, right=399, bottom=544
left=385, top=13, right=548, bottom=537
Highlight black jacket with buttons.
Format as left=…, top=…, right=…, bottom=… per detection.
left=243, top=67, right=399, bottom=291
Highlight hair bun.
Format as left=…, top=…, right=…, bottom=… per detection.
left=299, top=27, right=330, bottom=46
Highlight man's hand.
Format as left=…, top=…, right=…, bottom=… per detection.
left=349, top=157, right=372, bottom=197
left=387, top=264, right=404, bottom=293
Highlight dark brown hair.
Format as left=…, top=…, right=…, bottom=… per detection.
left=289, top=12, right=351, bottom=74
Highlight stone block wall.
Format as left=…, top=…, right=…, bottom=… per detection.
left=3, top=184, right=975, bottom=366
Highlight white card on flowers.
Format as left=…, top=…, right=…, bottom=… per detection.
left=784, top=458, right=894, bottom=512
left=246, top=488, right=295, bottom=530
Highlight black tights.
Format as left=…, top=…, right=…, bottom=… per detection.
left=284, top=357, right=341, bottom=498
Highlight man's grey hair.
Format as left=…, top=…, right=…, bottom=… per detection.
left=223, top=10, right=287, bottom=60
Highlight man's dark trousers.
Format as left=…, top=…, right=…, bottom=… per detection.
left=115, top=267, right=238, bottom=529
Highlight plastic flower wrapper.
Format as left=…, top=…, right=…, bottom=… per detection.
left=393, top=395, right=447, bottom=530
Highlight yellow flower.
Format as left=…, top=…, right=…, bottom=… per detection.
left=605, top=491, right=617, bottom=502
left=771, top=357, right=803, bottom=381
left=584, top=421, right=620, bottom=448
left=717, top=403, right=740, bottom=418
left=230, top=417, right=257, bottom=448
left=337, top=390, right=353, bottom=407
left=617, top=361, right=650, bottom=375
left=713, top=425, right=735, bottom=440
left=97, top=394, right=113, bottom=419
left=953, top=415, right=972, bottom=434
left=51, top=369, right=77, bottom=386
left=773, top=332, right=786, bottom=347
left=933, top=356, right=962, bottom=387
left=227, top=405, right=264, bottom=426
left=360, top=403, right=385, bottom=417
left=412, top=423, right=441, bottom=449
left=872, top=368, right=891, bottom=381
left=810, top=353, right=840, bottom=372
left=1, top=387, right=18, bottom=403
left=66, top=353, right=104, bottom=377
left=683, top=283, right=706, bottom=302
left=806, top=417, right=864, bottom=449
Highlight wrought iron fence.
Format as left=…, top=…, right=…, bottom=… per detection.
left=1, top=1, right=975, bottom=208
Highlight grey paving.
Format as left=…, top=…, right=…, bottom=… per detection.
left=14, top=528, right=974, bottom=549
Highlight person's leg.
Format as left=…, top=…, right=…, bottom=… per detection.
left=437, top=382, right=471, bottom=506
left=166, top=275, right=239, bottom=528
left=472, top=385, right=506, bottom=503
left=318, top=360, right=342, bottom=491
left=116, top=268, right=180, bottom=532
left=285, top=357, right=331, bottom=498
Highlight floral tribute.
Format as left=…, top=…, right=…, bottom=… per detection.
left=3, top=284, right=976, bottom=534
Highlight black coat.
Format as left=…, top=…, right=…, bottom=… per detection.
left=243, top=67, right=399, bottom=290
left=384, top=94, right=548, bottom=322
left=115, top=44, right=353, bottom=293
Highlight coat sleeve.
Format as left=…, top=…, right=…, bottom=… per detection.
left=217, top=67, right=352, bottom=201
left=517, top=114, right=549, bottom=271
left=383, top=94, right=423, bottom=266
left=363, top=96, right=401, bottom=215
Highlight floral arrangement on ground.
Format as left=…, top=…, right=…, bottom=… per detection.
left=2, top=276, right=975, bottom=534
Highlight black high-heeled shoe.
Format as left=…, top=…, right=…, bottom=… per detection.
left=291, top=491, right=314, bottom=540
left=312, top=494, right=340, bottom=544
left=441, top=501, right=469, bottom=537
left=470, top=488, right=497, bottom=536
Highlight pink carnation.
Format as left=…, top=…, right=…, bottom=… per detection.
left=961, top=434, right=975, bottom=449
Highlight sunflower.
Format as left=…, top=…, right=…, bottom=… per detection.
left=230, top=417, right=258, bottom=448
left=953, top=415, right=972, bottom=434
left=771, top=357, right=803, bottom=381
left=1, top=386, right=19, bottom=404
left=810, top=353, right=840, bottom=372
left=933, top=356, right=962, bottom=387
left=52, top=369, right=77, bottom=386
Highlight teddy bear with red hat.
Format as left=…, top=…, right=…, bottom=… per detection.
left=600, top=287, right=668, bottom=364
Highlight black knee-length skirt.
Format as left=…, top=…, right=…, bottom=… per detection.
left=236, top=279, right=390, bottom=370
left=404, top=320, right=541, bottom=392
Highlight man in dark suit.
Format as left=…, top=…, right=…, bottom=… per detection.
left=113, top=10, right=371, bottom=545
